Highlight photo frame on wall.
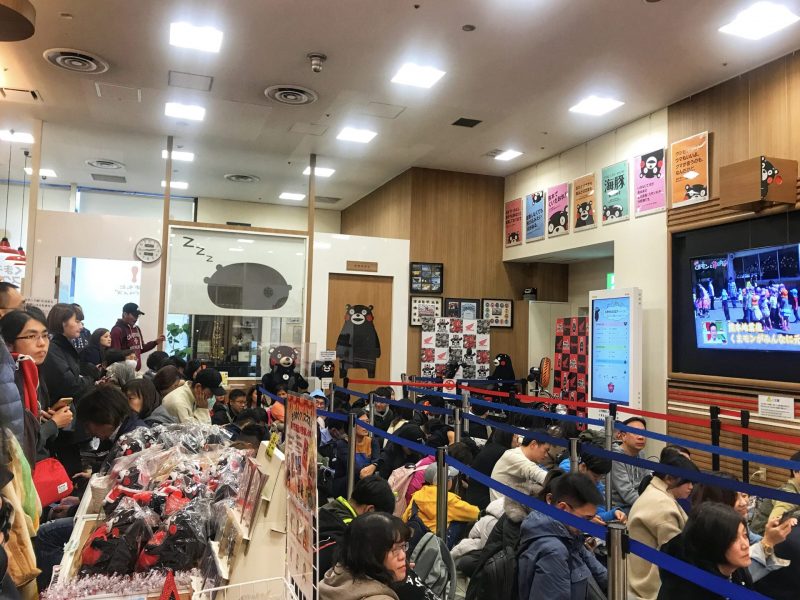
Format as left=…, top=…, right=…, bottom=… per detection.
left=409, top=296, right=443, bottom=326
left=445, top=298, right=481, bottom=320
left=409, top=262, right=444, bottom=294
left=481, top=298, right=514, bottom=328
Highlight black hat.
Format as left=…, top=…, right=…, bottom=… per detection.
left=351, top=475, right=396, bottom=514
left=122, top=302, right=144, bottom=316
left=192, top=368, right=225, bottom=397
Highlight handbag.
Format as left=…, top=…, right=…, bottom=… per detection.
left=33, top=457, right=73, bottom=506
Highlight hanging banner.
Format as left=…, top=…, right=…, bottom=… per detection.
left=670, top=131, right=709, bottom=208
left=286, top=393, right=318, bottom=600
left=546, top=183, right=570, bottom=237
left=601, top=161, right=630, bottom=224
left=525, top=191, right=545, bottom=242
left=633, top=149, right=667, bottom=216
left=504, top=197, right=523, bottom=246
left=420, top=317, right=491, bottom=380
left=572, top=173, right=596, bottom=231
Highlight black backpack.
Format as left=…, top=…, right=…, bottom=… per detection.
left=465, top=544, right=517, bottom=600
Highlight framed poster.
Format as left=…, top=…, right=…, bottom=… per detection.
left=525, top=191, right=545, bottom=242
left=481, top=298, right=513, bottom=328
left=409, top=296, right=443, bottom=326
left=504, top=197, right=523, bottom=246
left=546, top=183, right=570, bottom=237
left=445, top=298, right=480, bottom=320
left=601, top=161, right=630, bottom=223
left=573, top=173, right=596, bottom=231
left=420, top=317, right=491, bottom=379
left=633, top=149, right=667, bottom=216
left=670, top=131, right=709, bottom=209
left=409, top=262, right=444, bottom=294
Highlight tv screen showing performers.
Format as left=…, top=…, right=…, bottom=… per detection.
left=591, top=296, right=631, bottom=404
left=691, top=244, right=800, bottom=351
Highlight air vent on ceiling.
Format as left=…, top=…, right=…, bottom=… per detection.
left=452, top=117, right=482, bottom=128
left=91, top=173, right=127, bottom=183
left=484, top=149, right=503, bottom=158
left=264, top=85, right=318, bottom=106
left=86, top=159, right=124, bottom=170
left=316, top=196, right=340, bottom=205
left=224, top=173, right=261, bottom=183
left=0, top=88, right=43, bottom=104
left=43, top=48, right=110, bottom=74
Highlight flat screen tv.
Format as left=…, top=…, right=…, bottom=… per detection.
left=672, top=211, right=800, bottom=383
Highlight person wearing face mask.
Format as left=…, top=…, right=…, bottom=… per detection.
left=657, top=502, right=755, bottom=599
left=76, top=385, right=147, bottom=452
left=627, top=447, right=700, bottom=600
left=104, top=350, right=138, bottom=388
left=162, top=367, right=225, bottom=424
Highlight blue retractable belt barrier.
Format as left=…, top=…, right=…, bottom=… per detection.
left=464, top=413, right=568, bottom=448
left=381, top=397, right=454, bottom=416
left=317, top=409, right=347, bottom=422
left=458, top=378, right=521, bottom=385
left=469, top=396, right=604, bottom=427
left=406, top=386, right=462, bottom=400
left=355, top=419, right=435, bottom=457
left=258, top=386, right=283, bottom=404
left=412, top=377, right=439, bottom=382
left=616, top=421, right=800, bottom=472
left=333, top=385, right=370, bottom=399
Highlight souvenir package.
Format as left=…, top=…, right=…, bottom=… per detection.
left=136, top=498, right=213, bottom=572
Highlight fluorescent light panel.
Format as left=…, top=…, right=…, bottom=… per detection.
left=303, top=166, right=335, bottom=177
left=569, top=95, right=625, bottom=116
left=228, top=247, right=244, bottom=252
left=280, top=192, right=306, bottom=201
left=0, top=130, right=34, bottom=143
left=161, top=180, right=189, bottom=190
left=495, top=150, right=523, bottom=161
left=162, top=150, right=195, bottom=162
left=391, top=62, right=446, bottom=88
left=169, top=22, right=223, bottom=52
left=23, top=167, right=57, bottom=177
left=337, top=127, right=377, bottom=143
left=164, top=102, right=206, bottom=121
left=236, top=239, right=255, bottom=244
left=719, top=1, right=799, bottom=40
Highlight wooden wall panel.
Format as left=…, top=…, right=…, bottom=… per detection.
left=340, top=170, right=411, bottom=239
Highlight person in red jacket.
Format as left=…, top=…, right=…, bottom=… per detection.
left=109, top=303, right=165, bottom=370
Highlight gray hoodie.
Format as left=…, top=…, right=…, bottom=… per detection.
left=319, top=567, right=400, bottom=600
left=610, top=440, right=649, bottom=509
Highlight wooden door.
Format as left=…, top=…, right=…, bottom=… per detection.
left=326, top=274, right=393, bottom=394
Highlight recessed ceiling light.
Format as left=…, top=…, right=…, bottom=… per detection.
left=391, top=62, right=446, bottom=88
left=164, top=102, right=205, bottom=121
left=162, top=150, right=195, bottom=162
left=228, top=247, right=244, bottom=252
left=337, top=127, right=377, bottom=143
left=169, top=22, right=223, bottom=53
left=719, top=1, right=799, bottom=40
left=23, top=167, right=57, bottom=177
left=0, top=130, right=34, bottom=143
left=495, top=150, right=523, bottom=161
left=280, top=192, right=306, bottom=201
left=569, top=95, right=625, bottom=116
left=161, top=180, right=189, bottom=190
left=303, top=166, right=335, bottom=177
left=236, top=239, right=255, bottom=244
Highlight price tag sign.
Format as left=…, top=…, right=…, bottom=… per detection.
left=319, top=350, right=337, bottom=361
left=266, top=431, right=280, bottom=458
left=758, top=395, right=796, bottom=421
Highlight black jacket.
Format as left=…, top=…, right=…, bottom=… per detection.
left=464, top=441, right=509, bottom=510
left=658, top=532, right=752, bottom=600
left=40, top=334, right=95, bottom=404
left=317, top=497, right=358, bottom=576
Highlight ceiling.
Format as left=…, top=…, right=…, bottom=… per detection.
left=1, top=0, right=799, bottom=210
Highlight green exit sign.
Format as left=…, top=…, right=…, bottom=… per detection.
left=606, top=273, right=615, bottom=289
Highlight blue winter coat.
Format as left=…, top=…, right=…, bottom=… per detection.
left=0, top=336, right=23, bottom=443
left=517, top=509, right=607, bottom=600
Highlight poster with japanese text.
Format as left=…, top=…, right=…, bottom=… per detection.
left=601, top=161, right=630, bottom=224
left=572, top=173, right=596, bottom=231
left=504, top=197, right=523, bottom=246
left=633, top=149, right=667, bottom=216
left=546, top=183, right=570, bottom=237
left=286, top=393, right=318, bottom=600
left=525, top=191, right=545, bottom=242
left=670, top=131, right=709, bottom=208
left=420, top=317, right=490, bottom=380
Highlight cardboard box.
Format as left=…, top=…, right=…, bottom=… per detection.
left=719, top=156, right=798, bottom=210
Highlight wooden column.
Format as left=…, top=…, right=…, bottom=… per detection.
left=157, top=136, right=173, bottom=347
left=304, top=153, right=316, bottom=344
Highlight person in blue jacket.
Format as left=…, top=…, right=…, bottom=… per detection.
left=558, top=444, right=627, bottom=523
left=517, top=471, right=608, bottom=600
left=0, top=335, right=23, bottom=445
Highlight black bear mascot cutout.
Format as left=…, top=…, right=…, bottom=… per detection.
left=261, top=345, right=308, bottom=394
left=336, top=304, right=381, bottom=381
left=489, top=353, right=518, bottom=395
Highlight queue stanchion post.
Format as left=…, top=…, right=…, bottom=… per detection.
left=347, top=412, right=357, bottom=498
left=604, top=410, right=615, bottom=512
left=368, top=393, right=376, bottom=426
left=461, top=390, right=471, bottom=436
left=435, top=446, right=448, bottom=541
left=741, top=409, right=750, bottom=483
left=710, top=405, right=721, bottom=472
left=569, top=437, right=579, bottom=473
left=454, top=408, right=462, bottom=443
left=401, top=372, right=408, bottom=402
left=606, top=521, right=629, bottom=600
left=409, top=375, right=417, bottom=404
left=327, top=384, right=335, bottom=412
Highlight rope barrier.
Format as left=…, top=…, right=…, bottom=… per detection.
left=459, top=384, right=511, bottom=398
left=469, top=396, right=604, bottom=427
left=720, top=422, right=800, bottom=446
left=405, top=386, right=462, bottom=400
left=354, top=419, right=435, bottom=457
left=333, top=385, right=370, bottom=399
left=317, top=409, right=347, bottom=422
left=380, top=397, right=454, bottom=417
left=617, top=405, right=710, bottom=427
left=463, top=413, right=568, bottom=448
left=257, top=386, right=283, bottom=404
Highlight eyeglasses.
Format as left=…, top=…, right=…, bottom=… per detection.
left=561, top=502, right=597, bottom=521
left=390, top=542, right=409, bottom=557
left=15, top=332, right=49, bottom=342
